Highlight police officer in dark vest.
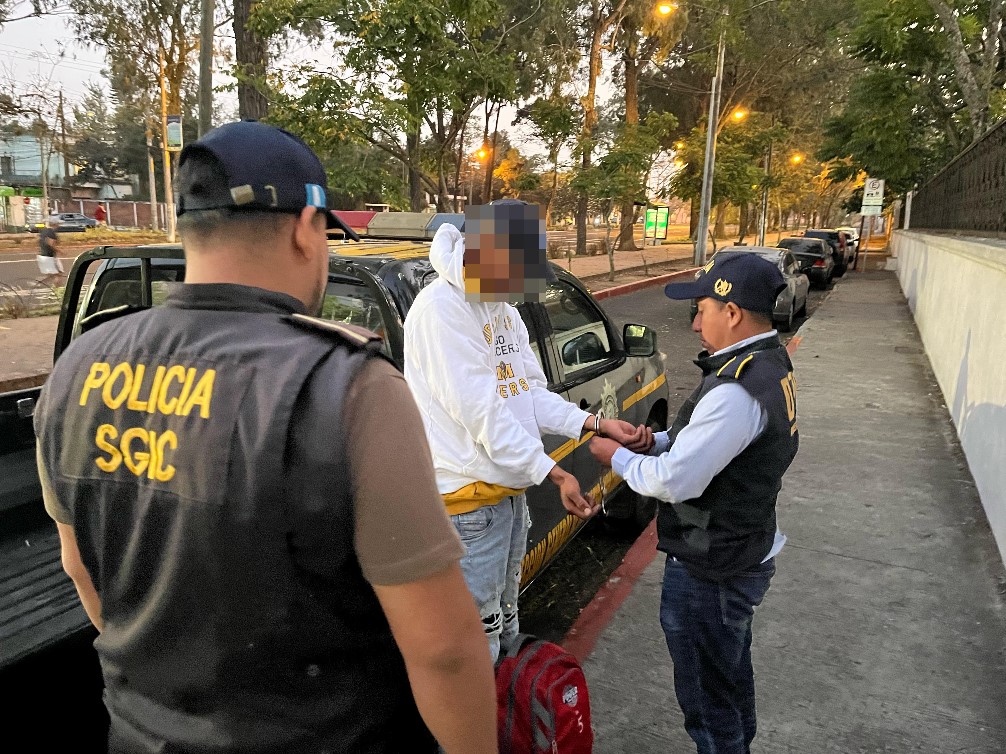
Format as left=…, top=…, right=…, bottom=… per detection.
left=34, top=121, right=497, bottom=753
left=590, top=251, right=799, bottom=754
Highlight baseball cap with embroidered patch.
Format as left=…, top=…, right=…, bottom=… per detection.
left=175, top=120, right=360, bottom=240
left=663, top=251, right=786, bottom=315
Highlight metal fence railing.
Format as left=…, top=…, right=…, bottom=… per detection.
left=911, top=118, right=1006, bottom=233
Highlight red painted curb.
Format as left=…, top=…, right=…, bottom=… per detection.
left=786, top=335, right=802, bottom=356
left=591, top=267, right=699, bottom=301
left=562, top=520, right=659, bottom=663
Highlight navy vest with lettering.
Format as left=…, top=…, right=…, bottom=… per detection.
left=656, top=336, right=799, bottom=581
left=35, top=284, right=436, bottom=753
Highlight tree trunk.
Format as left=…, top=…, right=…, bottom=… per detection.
left=689, top=198, right=699, bottom=240
left=736, top=203, right=748, bottom=244
left=746, top=203, right=759, bottom=238
left=713, top=201, right=727, bottom=239
left=546, top=148, right=559, bottom=228
left=605, top=211, right=616, bottom=281
left=927, top=0, right=992, bottom=138
left=453, top=116, right=467, bottom=212
left=407, top=128, right=424, bottom=211
left=483, top=104, right=501, bottom=203
left=437, top=152, right=449, bottom=212
left=616, top=23, right=640, bottom=252
left=234, top=0, right=270, bottom=120
left=577, top=0, right=605, bottom=257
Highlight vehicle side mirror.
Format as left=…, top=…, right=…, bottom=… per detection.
left=562, top=332, right=607, bottom=367
left=623, top=323, right=656, bottom=357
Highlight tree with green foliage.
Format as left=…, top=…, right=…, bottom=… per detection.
left=69, top=0, right=198, bottom=116
left=517, top=93, right=581, bottom=225
left=820, top=0, right=1006, bottom=193
left=253, top=0, right=530, bottom=211
left=613, top=0, right=688, bottom=250
left=574, top=111, right=676, bottom=279
left=67, top=84, right=130, bottom=190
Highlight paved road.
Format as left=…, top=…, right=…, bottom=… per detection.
left=521, top=278, right=832, bottom=642
left=0, top=247, right=81, bottom=289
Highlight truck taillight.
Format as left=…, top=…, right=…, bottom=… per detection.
left=813, top=259, right=825, bottom=267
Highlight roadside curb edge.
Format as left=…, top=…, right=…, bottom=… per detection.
left=562, top=520, right=659, bottom=663
left=591, top=267, right=700, bottom=301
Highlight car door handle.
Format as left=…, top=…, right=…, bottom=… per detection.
left=16, top=397, right=35, bottom=418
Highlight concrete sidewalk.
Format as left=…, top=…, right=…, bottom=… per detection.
left=0, top=315, right=56, bottom=391
left=576, top=270, right=1006, bottom=751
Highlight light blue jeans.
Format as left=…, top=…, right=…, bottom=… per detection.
left=451, top=494, right=530, bottom=662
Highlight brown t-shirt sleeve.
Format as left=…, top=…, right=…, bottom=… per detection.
left=345, top=358, right=464, bottom=586
left=36, top=444, right=72, bottom=524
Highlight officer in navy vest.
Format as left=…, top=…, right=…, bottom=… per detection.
left=590, top=251, right=799, bottom=754
left=34, top=121, right=497, bottom=753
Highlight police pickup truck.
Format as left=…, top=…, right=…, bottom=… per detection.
left=0, top=238, right=668, bottom=746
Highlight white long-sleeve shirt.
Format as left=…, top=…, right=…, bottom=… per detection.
left=404, top=224, right=590, bottom=502
left=612, top=332, right=786, bottom=560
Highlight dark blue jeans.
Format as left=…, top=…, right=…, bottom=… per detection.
left=659, top=556, right=775, bottom=754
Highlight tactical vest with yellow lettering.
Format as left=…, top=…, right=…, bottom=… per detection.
left=34, top=283, right=436, bottom=753
left=657, top=336, right=799, bottom=581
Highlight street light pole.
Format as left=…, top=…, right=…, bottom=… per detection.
left=693, top=25, right=726, bottom=266
left=757, top=139, right=773, bottom=246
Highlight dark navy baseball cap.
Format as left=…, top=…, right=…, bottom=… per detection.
left=175, top=120, right=360, bottom=241
left=664, top=251, right=786, bottom=315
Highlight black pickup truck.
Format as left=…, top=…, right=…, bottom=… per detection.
left=0, top=240, right=669, bottom=747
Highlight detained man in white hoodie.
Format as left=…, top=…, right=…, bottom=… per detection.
left=404, top=201, right=653, bottom=661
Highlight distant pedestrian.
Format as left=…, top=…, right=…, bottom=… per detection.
left=404, top=198, right=653, bottom=662
left=34, top=121, right=497, bottom=753
left=36, top=218, right=64, bottom=286
left=94, top=204, right=107, bottom=226
left=591, top=251, right=799, bottom=754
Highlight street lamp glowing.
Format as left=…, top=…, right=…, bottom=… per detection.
left=657, top=2, right=677, bottom=15
left=790, top=153, right=804, bottom=164
left=731, top=108, right=748, bottom=122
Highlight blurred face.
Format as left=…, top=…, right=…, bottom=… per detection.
left=463, top=204, right=548, bottom=303
left=693, top=297, right=738, bottom=353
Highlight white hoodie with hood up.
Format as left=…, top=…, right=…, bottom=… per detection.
left=404, top=223, right=591, bottom=516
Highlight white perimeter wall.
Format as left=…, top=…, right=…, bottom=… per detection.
left=893, top=230, right=1006, bottom=565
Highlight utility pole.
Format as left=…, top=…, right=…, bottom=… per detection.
left=146, top=121, right=159, bottom=231
left=199, top=0, right=214, bottom=137
left=757, top=140, right=773, bottom=246
left=159, top=48, right=176, bottom=242
left=694, top=24, right=726, bottom=266
left=58, top=90, right=69, bottom=182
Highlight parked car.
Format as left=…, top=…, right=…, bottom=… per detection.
left=689, top=247, right=810, bottom=332
left=29, top=212, right=99, bottom=233
left=803, top=228, right=854, bottom=275
left=836, top=225, right=861, bottom=268
left=837, top=225, right=860, bottom=252
left=776, top=236, right=835, bottom=287
left=0, top=237, right=670, bottom=693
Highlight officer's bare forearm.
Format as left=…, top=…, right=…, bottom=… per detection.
left=373, top=566, right=497, bottom=753
left=56, top=522, right=103, bottom=631
left=404, top=631, right=497, bottom=753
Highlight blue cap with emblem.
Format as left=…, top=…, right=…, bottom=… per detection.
left=175, top=120, right=360, bottom=241
left=663, top=251, right=786, bottom=315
